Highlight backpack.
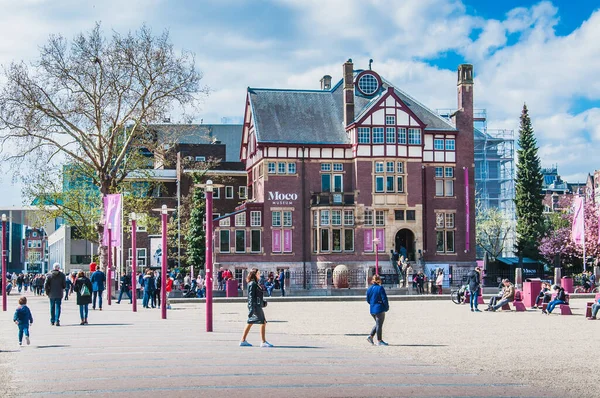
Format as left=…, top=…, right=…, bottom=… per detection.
left=80, top=283, right=91, bottom=297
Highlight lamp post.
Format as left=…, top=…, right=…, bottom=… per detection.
left=107, top=223, right=112, bottom=306
left=2, top=214, right=6, bottom=312
left=152, top=205, right=175, bottom=320
left=373, top=237, right=381, bottom=276
left=196, top=179, right=223, bottom=332
left=131, top=212, right=137, bottom=313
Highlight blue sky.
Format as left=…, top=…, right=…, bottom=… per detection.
left=0, top=0, right=599, bottom=206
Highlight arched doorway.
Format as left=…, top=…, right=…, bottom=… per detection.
left=395, top=229, right=415, bottom=261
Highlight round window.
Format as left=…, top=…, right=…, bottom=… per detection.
left=357, top=73, right=379, bottom=96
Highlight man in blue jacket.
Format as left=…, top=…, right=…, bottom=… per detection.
left=366, top=274, right=389, bottom=346
left=90, top=265, right=106, bottom=310
left=278, top=269, right=286, bottom=297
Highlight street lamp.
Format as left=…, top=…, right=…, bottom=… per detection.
left=195, top=179, right=224, bottom=332
left=152, top=204, right=175, bottom=320
left=130, top=212, right=138, bottom=313
left=373, top=237, right=381, bottom=276
left=107, top=223, right=112, bottom=306
left=2, top=214, right=6, bottom=312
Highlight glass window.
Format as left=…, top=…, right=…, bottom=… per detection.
left=219, top=230, right=230, bottom=253
left=375, top=210, right=385, bottom=226
left=372, top=127, right=384, bottom=144
left=321, top=174, right=331, bottom=192
left=364, top=210, right=373, bottom=226
left=436, top=180, right=444, bottom=196
left=332, top=210, right=342, bottom=225
left=406, top=210, right=416, bottom=221
left=445, top=180, right=454, bottom=196
left=333, top=174, right=343, bottom=192
left=434, top=139, right=444, bottom=150
left=333, top=163, right=343, bottom=172
left=386, top=176, right=394, bottom=192
left=225, top=186, right=234, bottom=199
left=358, top=127, right=370, bottom=144
left=251, top=230, right=261, bottom=253
left=313, top=211, right=318, bottom=227
left=386, top=127, right=396, bottom=144
left=235, top=212, right=246, bottom=227
left=445, top=139, right=455, bottom=150
left=213, top=188, right=220, bottom=199
left=344, top=229, right=354, bottom=251
left=278, top=163, right=286, bottom=174
left=219, top=217, right=230, bottom=227
left=272, top=211, right=281, bottom=227
left=344, top=210, right=354, bottom=225
left=288, top=163, right=296, bottom=174
left=394, top=210, right=404, bottom=220
left=397, top=128, right=407, bottom=144
left=446, top=231, right=455, bottom=252
left=397, top=162, right=404, bottom=174
left=375, top=162, right=384, bottom=173
left=435, top=167, right=444, bottom=178
left=235, top=230, right=245, bottom=253
left=268, top=162, right=276, bottom=174
left=445, top=213, right=455, bottom=228
left=321, top=163, right=331, bottom=172
left=375, top=176, right=384, bottom=192
left=436, top=231, right=445, bottom=252
left=320, top=210, right=330, bottom=226
left=320, top=229, right=330, bottom=252
left=250, top=211, right=261, bottom=227
left=445, top=167, right=454, bottom=178
left=408, top=128, right=421, bottom=145
left=358, top=73, right=379, bottom=95
left=239, top=186, right=247, bottom=199
left=386, top=115, right=396, bottom=125
left=283, top=211, right=292, bottom=227
left=332, top=229, right=342, bottom=252
left=386, top=161, right=394, bottom=173
left=397, top=176, right=404, bottom=193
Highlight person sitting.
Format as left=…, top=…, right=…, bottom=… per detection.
left=486, top=280, right=507, bottom=311
left=490, top=279, right=515, bottom=311
left=543, top=285, right=567, bottom=314
left=534, top=282, right=551, bottom=308
left=582, top=272, right=591, bottom=292
left=588, top=298, right=600, bottom=320
left=265, top=276, right=275, bottom=297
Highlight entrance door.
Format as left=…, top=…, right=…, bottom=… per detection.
left=395, top=229, right=415, bottom=261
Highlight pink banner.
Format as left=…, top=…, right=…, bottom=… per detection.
left=283, top=230, right=292, bottom=252
left=103, top=194, right=122, bottom=247
left=598, top=209, right=600, bottom=244
left=464, top=167, right=470, bottom=252
left=272, top=230, right=281, bottom=253
left=364, top=229, right=373, bottom=252
left=572, top=196, right=584, bottom=245
left=376, top=228, right=385, bottom=252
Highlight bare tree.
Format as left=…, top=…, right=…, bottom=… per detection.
left=0, top=23, right=207, bottom=263
left=476, top=206, right=513, bottom=260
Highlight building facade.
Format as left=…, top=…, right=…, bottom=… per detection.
left=214, top=60, right=477, bottom=281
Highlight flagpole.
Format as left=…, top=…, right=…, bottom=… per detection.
left=583, top=194, right=586, bottom=273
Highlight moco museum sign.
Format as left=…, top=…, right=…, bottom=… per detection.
left=268, top=191, right=297, bottom=205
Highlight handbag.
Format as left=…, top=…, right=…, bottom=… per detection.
left=80, top=284, right=91, bottom=297
left=262, top=300, right=268, bottom=308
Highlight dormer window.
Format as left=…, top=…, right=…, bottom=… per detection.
left=356, top=71, right=381, bottom=96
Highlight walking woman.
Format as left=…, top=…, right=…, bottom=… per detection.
left=74, top=271, right=93, bottom=325
left=366, top=275, right=389, bottom=346
left=239, top=268, right=273, bottom=347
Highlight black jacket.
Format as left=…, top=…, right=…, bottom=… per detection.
left=74, top=277, right=93, bottom=306
left=466, top=270, right=480, bottom=293
left=556, top=288, right=567, bottom=302
left=45, top=270, right=66, bottom=299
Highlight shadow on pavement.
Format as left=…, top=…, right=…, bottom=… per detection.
left=392, top=344, right=448, bottom=347
left=271, top=345, right=324, bottom=349
left=36, top=345, right=70, bottom=349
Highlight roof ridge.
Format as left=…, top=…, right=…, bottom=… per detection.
left=248, top=87, right=331, bottom=93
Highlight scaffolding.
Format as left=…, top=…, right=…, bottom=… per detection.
left=437, top=108, right=516, bottom=257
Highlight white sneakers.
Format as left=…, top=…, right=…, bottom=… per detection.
left=260, top=341, right=273, bottom=348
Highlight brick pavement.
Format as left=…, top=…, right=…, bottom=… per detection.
left=1, top=294, right=551, bottom=397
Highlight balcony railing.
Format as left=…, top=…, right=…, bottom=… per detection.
left=310, top=192, right=355, bottom=206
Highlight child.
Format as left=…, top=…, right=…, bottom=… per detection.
left=13, top=296, right=33, bottom=346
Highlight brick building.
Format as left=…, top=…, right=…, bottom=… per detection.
left=214, top=60, right=477, bottom=281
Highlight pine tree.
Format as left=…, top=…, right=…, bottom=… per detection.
left=185, top=173, right=206, bottom=270
left=514, top=104, right=545, bottom=259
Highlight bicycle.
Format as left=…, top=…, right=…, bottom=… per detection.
left=450, top=285, right=468, bottom=304
left=574, top=284, right=599, bottom=294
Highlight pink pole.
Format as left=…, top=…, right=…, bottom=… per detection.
left=375, top=243, right=379, bottom=276
left=161, top=208, right=167, bottom=320
left=131, top=218, right=137, bottom=312
left=206, top=186, right=213, bottom=332
left=2, top=218, right=6, bottom=312
left=464, top=167, right=470, bottom=252
left=107, top=227, right=112, bottom=306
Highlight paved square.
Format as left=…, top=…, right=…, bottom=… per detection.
left=0, top=294, right=596, bottom=397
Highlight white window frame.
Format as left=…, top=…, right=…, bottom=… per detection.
left=268, top=162, right=276, bottom=174
left=408, top=128, right=421, bottom=145
left=219, top=217, right=230, bottom=227
left=219, top=230, right=230, bottom=253
left=321, top=163, right=332, bottom=172
left=195, top=156, right=206, bottom=162
left=272, top=211, right=281, bottom=227
left=235, top=212, right=246, bottom=227
left=445, top=139, right=455, bottom=151
left=375, top=210, right=385, bottom=226
left=364, top=210, right=373, bottom=226
left=283, top=211, right=292, bottom=227
left=386, top=127, right=396, bottom=144
left=250, top=211, right=261, bottom=227
left=225, top=186, right=234, bottom=199
left=385, top=115, right=396, bottom=125
left=320, top=210, right=330, bottom=226
left=278, top=162, right=286, bottom=174
left=434, top=139, right=444, bottom=150
left=332, top=210, right=342, bottom=226
left=288, top=163, right=296, bottom=174
left=358, top=127, right=370, bottom=144
left=333, top=163, right=343, bottom=172
left=344, top=210, right=354, bottom=226
left=372, top=127, right=384, bottom=144
left=239, top=186, right=247, bottom=199
left=213, top=187, right=220, bottom=199
left=235, top=230, right=246, bottom=253
left=397, top=128, right=407, bottom=144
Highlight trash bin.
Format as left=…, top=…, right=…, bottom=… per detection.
left=226, top=280, right=238, bottom=297
left=523, top=278, right=542, bottom=308
left=561, top=276, right=574, bottom=293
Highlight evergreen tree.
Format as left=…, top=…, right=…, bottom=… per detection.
left=185, top=174, right=207, bottom=270
left=514, top=104, right=545, bottom=259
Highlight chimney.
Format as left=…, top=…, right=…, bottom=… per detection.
left=343, top=59, right=354, bottom=127
left=457, top=64, right=473, bottom=113
left=320, top=75, right=332, bottom=90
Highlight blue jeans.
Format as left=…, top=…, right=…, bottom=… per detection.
left=547, top=300, right=565, bottom=313
left=280, top=282, right=285, bottom=297
left=117, top=288, right=132, bottom=303
left=18, top=324, right=29, bottom=343
left=79, top=304, right=89, bottom=320
left=49, top=298, right=62, bottom=323
left=470, top=290, right=479, bottom=309
left=92, top=290, right=103, bottom=309
left=143, top=290, right=153, bottom=307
